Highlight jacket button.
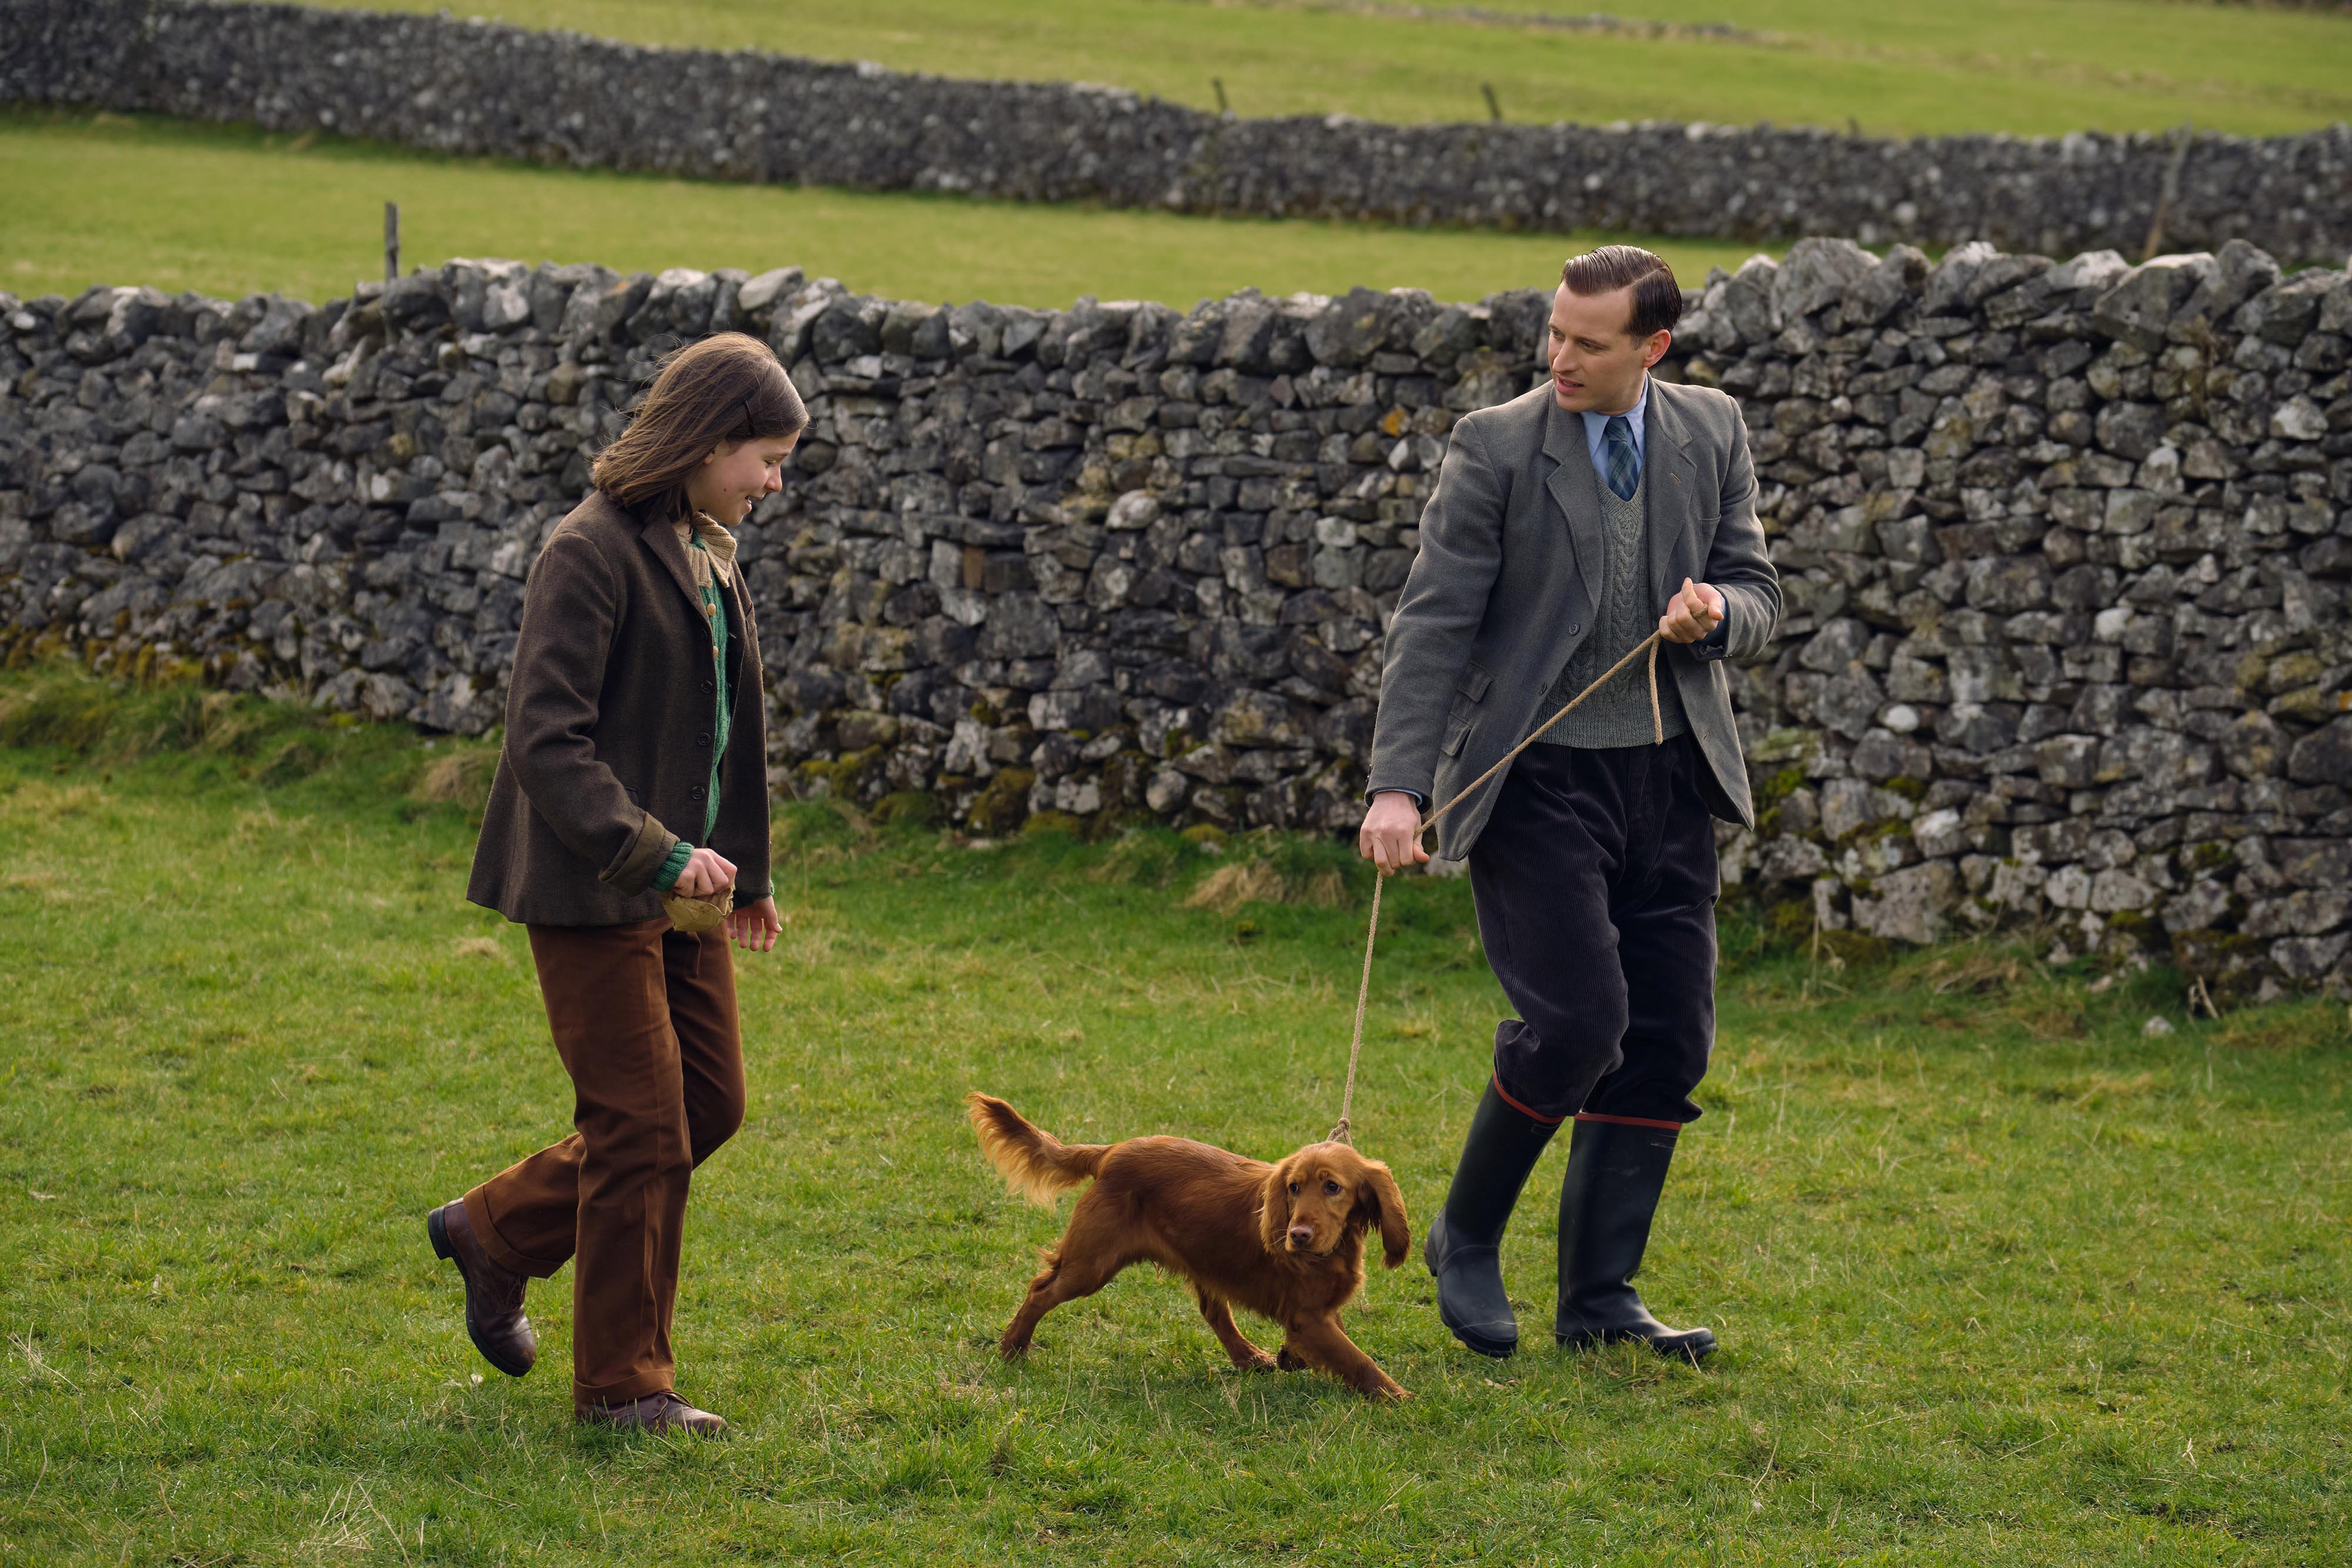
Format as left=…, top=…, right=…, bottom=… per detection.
left=696, top=731, right=711, bottom=747
left=701, top=678, right=715, bottom=693
left=690, top=785, right=706, bottom=801
left=1568, top=623, right=1581, bottom=636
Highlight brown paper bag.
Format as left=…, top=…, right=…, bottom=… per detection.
left=660, top=884, right=734, bottom=935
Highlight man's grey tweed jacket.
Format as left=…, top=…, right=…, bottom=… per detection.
left=1367, top=377, right=1783, bottom=860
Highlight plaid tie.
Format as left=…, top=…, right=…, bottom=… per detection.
left=1603, top=414, right=1639, bottom=502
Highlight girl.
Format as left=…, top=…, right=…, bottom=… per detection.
left=429, top=332, right=803, bottom=1435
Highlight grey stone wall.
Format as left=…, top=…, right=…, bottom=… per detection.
left=6, top=0, right=2352, bottom=263
left=3, top=239, right=2350, bottom=999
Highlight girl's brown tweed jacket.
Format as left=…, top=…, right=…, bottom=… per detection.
left=466, top=489, right=771, bottom=927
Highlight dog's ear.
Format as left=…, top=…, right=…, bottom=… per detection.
left=1355, top=1158, right=1411, bottom=1269
left=1258, top=1155, right=1294, bottom=1253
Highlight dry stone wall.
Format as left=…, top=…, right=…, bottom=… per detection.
left=6, top=0, right=2352, bottom=262
left=3, top=239, right=2350, bottom=999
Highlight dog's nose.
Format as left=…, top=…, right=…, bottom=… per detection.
left=1287, top=1224, right=1314, bottom=1246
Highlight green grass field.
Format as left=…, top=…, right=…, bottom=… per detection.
left=316, top=0, right=2352, bottom=137
left=2, top=664, right=2347, bottom=1563
left=0, top=108, right=1768, bottom=312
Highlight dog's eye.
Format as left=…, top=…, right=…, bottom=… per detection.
left=1324, top=1180, right=1341, bottom=1196
left=1287, top=1181, right=1299, bottom=1196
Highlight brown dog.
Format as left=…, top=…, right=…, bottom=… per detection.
left=966, top=1092, right=1411, bottom=1399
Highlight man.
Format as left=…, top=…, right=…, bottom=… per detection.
left=1359, top=246, right=1780, bottom=1362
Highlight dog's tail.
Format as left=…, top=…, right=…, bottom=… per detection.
left=965, top=1092, right=1108, bottom=1207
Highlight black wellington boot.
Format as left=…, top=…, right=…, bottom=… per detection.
left=1554, top=1118, right=1717, bottom=1363
left=1422, top=1079, right=1559, bottom=1359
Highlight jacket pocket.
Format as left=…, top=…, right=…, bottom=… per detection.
left=1457, top=660, right=1492, bottom=703
left=1441, top=694, right=1475, bottom=757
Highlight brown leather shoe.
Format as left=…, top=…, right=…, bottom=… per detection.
left=427, top=1200, right=536, bottom=1378
left=577, top=1392, right=729, bottom=1436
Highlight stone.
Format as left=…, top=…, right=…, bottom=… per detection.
left=1852, top=731, right=1932, bottom=782
left=2272, top=933, right=2351, bottom=982
left=1305, top=287, right=1391, bottom=367
left=1105, top=490, right=1160, bottom=531
left=2271, top=397, right=2328, bottom=442
left=2238, top=270, right=2336, bottom=346
left=2220, top=714, right=2296, bottom=780
left=1912, top=807, right=1966, bottom=858
left=2089, top=868, right=2156, bottom=912
left=1759, top=837, right=1829, bottom=882
left=2161, top=881, right=2234, bottom=934
left=239, top=295, right=310, bottom=356
left=1770, top=238, right=1876, bottom=325
left=2090, top=255, right=2212, bottom=352
left=2276, top=840, right=2352, bottom=890
left=737, top=266, right=804, bottom=315
left=2243, top=890, right=2352, bottom=939
left=1798, top=617, right=1870, bottom=673
left=1145, top=768, right=1190, bottom=813
left=1851, top=861, right=1959, bottom=944
left=2094, top=402, right=2166, bottom=461
left=2288, top=718, right=2352, bottom=786
left=482, top=281, right=532, bottom=332
left=2174, top=238, right=2280, bottom=330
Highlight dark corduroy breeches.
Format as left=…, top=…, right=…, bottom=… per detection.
left=1466, top=734, right=1719, bottom=1126
left=462, top=918, right=745, bottom=1409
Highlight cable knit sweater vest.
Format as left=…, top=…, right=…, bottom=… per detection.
left=1535, top=464, right=1689, bottom=748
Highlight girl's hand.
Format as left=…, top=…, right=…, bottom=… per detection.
left=729, top=896, right=783, bottom=954
left=676, top=846, right=736, bottom=898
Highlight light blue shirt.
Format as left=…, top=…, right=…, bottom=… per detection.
left=1580, top=377, right=1648, bottom=482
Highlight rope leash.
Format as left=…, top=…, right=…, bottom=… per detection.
left=1328, top=630, right=1665, bottom=1145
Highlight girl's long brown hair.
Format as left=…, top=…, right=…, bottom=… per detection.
left=592, top=333, right=808, bottom=523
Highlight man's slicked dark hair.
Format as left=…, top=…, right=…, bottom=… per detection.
left=1560, top=245, right=1683, bottom=342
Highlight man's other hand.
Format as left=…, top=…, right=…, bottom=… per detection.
left=1358, top=791, right=1431, bottom=875
left=1659, top=577, right=1725, bottom=644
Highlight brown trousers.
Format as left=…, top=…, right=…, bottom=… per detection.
left=462, top=918, right=745, bottom=1408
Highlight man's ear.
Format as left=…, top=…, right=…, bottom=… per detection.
left=1355, top=1159, right=1411, bottom=1269
left=1258, top=1156, right=1294, bottom=1253
left=1642, top=328, right=1672, bottom=370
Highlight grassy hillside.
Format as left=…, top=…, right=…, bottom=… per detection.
left=0, top=663, right=2346, bottom=1563
left=0, top=108, right=1768, bottom=311
left=309, top=0, right=2352, bottom=137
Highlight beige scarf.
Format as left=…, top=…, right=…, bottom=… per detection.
left=675, top=510, right=739, bottom=593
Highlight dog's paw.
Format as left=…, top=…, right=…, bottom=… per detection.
left=1232, top=1348, right=1279, bottom=1372
left=1276, top=1347, right=1308, bottom=1372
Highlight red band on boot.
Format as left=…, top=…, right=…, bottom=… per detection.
left=1491, top=1075, right=1566, bottom=1125
left=1573, top=1112, right=1685, bottom=1131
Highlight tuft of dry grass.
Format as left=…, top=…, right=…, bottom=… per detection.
left=450, top=935, right=503, bottom=959
left=2205, top=997, right=2352, bottom=1053
left=409, top=748, right=500, bottom=809
left=1181, top=861, right=1287, bottom=914
left=1181, top=858, right=1348, bottom=914
left=1921, top=944, right=2034, bottom=997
